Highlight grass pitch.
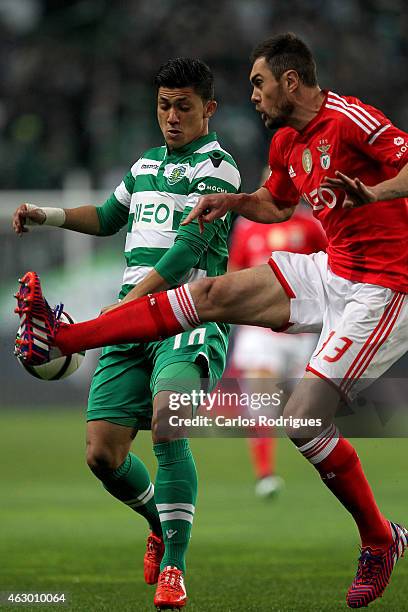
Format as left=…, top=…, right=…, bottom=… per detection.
left=1, top=409, right=407, bottom=611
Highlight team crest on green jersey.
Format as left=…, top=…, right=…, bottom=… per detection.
left=167, top=164, right=188, bottom=185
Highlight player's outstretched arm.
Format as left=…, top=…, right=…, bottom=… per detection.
left=101, top=269, right=171, bottom=314
left=12, top=203, right=102, bottom=236
left=181, top=187, right=294, bottom=231
left=321, top=162, right=408, bottom=209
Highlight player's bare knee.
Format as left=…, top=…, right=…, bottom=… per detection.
left=151, top=431, right=174, bottom=445
left=86, top=444, right=122, bottom=476
left=196, top=276, right=233, bottom=318
left=151, top=413, right=161, bottom=444
left=151, top=409, right=181, bottom=444
left=282, top=400, right=333, bottom=441
left=189, top=277, right=217, bottom=318
left=152, top=393, right=192, bottom=444
left=151, top=417, right=171, bottom=444
left=282, top=404, right=304, bottom=440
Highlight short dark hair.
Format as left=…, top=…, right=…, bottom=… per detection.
left=155, top=58, right=214, bottom=101
left=251, top=32, right=317, bottom=87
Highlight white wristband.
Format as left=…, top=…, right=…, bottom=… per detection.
left=25, top=203, right=66, bottom=227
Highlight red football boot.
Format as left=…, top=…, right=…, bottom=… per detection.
left=347, top=521, right=408, bottom=608
left=144, top=532, right=165, bottom=585
left=153, top=566, right=187, bottom=610
left=14, top=271, right=61, bottom=365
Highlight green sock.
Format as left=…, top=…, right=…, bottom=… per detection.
left=102, top=452, right=162, bottom=536
left=154, top=439, right=198, bottom=574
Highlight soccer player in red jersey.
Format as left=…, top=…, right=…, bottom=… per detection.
left=229, top=201, right=326, bottom=497
left=14, top=33, right=408, bottom=608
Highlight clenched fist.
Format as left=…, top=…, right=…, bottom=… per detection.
left=12, top=203, right=46, bottom=235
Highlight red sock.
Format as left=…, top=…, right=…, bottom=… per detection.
left=299, top=425, right=392, bottom=549
left=249, top=436, right=276, bottom=480
left=55, top=285, right=200, bottom=355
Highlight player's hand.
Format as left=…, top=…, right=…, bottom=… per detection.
left=100, top=302, right=121, bottom=315
left=181, top=194, right=234, bottom=233
left=321, top=171, right=377, bottom=209
left=12, top=203, right=46, bottom=235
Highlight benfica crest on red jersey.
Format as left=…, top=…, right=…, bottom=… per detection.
left=317, top=143, right=331, bottom=169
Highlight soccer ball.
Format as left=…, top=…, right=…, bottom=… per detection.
left=17, top=311, right=85, bottom=381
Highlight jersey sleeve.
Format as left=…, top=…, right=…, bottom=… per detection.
left=263, top=135, right=300, bottom=207
left=111, top=159, right=139, bottom=208
left=153, top=239, right=203, bottom=286
left=96, top=160, right=139, bottom=235
left=341, top=102, right=408, bottom=170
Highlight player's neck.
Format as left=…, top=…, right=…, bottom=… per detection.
left=287, top=88, right=325, bottom=132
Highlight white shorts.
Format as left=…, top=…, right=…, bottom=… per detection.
left=269, top=251, right=408, bottom=401
left=232, top=326, right=316, bottom=379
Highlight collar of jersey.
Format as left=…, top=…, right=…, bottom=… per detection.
left=298, top=90, right=329, bottom=135
left=165, top=131, right=218, bottom=159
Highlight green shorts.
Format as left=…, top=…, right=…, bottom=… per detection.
left=87, top=322, right=229, bottom=430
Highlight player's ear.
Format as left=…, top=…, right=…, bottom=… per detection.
left=204, top=100, right=217, bottom=119
left=284, top=70, right=300, bottom=94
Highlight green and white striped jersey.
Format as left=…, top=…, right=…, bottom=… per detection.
left=102, top=132, right=240, bottom=293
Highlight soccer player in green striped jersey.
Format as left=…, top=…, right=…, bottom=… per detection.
left=13, top=58, right=240, bottom=610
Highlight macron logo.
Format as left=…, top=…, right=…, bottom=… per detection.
left=166, top=529, right=178, bottom=539
left=141, top=163, right=159, bottom=170
left=289, top=165, right=296, bottom=178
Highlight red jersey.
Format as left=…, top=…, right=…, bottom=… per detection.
left=264, top=90, right=408, bottom=292
left=229, top=207, right=327, bottom=270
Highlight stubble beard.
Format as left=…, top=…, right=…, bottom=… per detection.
left=264, top=99, right=294, bottom=130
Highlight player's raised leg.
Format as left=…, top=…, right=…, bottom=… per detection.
left=14, top=265, right=290, bottom=364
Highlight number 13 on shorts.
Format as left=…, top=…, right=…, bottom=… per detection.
left=315, top=330, right=353, bottom=363
left=308, top=291, right=407, bottom=402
